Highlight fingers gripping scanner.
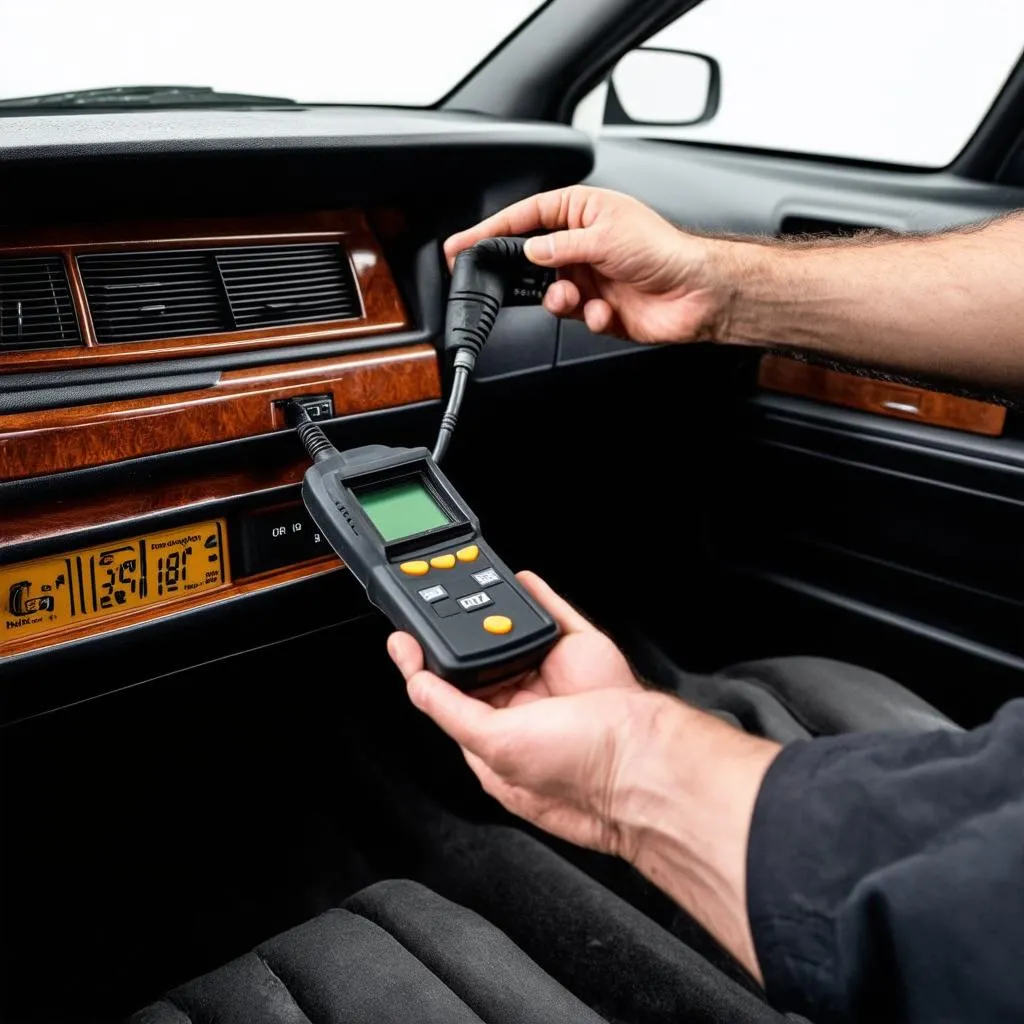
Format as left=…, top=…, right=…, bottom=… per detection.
left=289, top=238, right=559, bottom=690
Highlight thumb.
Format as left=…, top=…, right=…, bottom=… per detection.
left=407, top=671, right=497, bottom=757
left=525, top=228, right=602, bottom=268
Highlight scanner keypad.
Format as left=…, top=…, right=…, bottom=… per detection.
left=405, top=549, right=514, bottom=636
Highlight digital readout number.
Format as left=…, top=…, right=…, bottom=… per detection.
left=1, top=520, right=229, bottom=645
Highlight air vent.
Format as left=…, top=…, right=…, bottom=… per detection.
left=78, top=250, right=231, bottom=343
left=78, top=243, right=362, bottom=343
left=218, top=244, right=361, bottom=329
left=0, top=256, right=82, bottom=351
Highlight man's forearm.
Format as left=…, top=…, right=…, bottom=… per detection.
left=615, top=695, right=781, bottom=983
left=707, top=213, right=1024, bottom=387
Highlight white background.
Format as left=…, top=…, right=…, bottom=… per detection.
left=1, top=0, right=1022, bottom=168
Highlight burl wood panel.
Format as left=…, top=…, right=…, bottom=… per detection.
left=758, top=355, right=1007, bottom=437
left=0, top=558, right=343, bottom=659
left=0, top=211, right=408, bottom=371
left=0, top=344, right=441, bottom=481
left=0, top=459, right=313, bottom=549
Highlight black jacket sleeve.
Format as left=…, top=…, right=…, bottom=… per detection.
left=747, top=698, right=1024, bottom=1024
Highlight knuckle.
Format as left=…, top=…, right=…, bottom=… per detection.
left=483, top=731, right=519, bottom=773
left=410, top=677, right=434, bottom=712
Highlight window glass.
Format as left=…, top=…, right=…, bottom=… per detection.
left=600, top=0, right=1024, bottom=168
left=0, top=1, right=546, bottom=109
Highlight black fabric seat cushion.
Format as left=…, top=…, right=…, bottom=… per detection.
left=128, top=879, right=608, bottom=1024
left=628, top=637, right=959, bottom=743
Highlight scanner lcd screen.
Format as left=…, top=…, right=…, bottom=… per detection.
left=356, top=477, right=450, bottom=542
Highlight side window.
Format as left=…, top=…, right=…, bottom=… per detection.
left=579, top=0, right=1024, bottom=169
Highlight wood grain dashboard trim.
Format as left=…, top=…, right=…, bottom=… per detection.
left=0, top=211, right=409, bottom=372
left=758, top=355, right=1007, bottom=437
left=0, top=344, right=441, bottom=481
left=0, top=461, right=313, bottom=549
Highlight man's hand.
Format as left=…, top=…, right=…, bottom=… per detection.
left=447, top=185, right=1024, bottom=386
left=387, top=570, right=781, bottom=981
left=387, top=570, right=660, bottom=859
left=444, top=186, right=731, bottom=343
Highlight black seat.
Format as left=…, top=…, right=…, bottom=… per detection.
left=129, top=880, right=608, bottom=1024
left=714, top=656, right=960, bottom=739
left=128, top=826, right=793, bottom=1024
left=127, top=655, right=951, bottom=1024
left=629, top=638, right=961, bottom=742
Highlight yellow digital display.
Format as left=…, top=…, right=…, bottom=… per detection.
left=1, top=520, right=230, bottom=645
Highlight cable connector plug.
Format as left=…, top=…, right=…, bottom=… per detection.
left=436, top=236, right=550, bottom=463
left=444, top=236, right=534, bottom=359
left=285, top=399, right=339, bottom=464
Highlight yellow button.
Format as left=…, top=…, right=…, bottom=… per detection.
left=400, top=560, right=430, bottom=576
left=456, top=545, right=480, bottom=563
left=483, top=615, right=513, bottom=636
left=430, top=554, right=456, bottom=570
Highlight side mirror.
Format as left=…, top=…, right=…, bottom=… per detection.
left=605, top=48, right=720, bottom=127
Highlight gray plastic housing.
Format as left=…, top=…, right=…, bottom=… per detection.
left=300, top=444, right=558, bottom=689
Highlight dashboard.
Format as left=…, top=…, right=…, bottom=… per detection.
left=0, top=209, right=439, bottom=646
left=4, top=106, right=1004, bottom=726
left=0, top=107, right=594, bottom=722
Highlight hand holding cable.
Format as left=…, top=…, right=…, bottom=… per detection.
left=433, top=236, right=541, bottom=462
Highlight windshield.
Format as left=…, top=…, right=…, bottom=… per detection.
left=0, top=0, right=547, bottom=109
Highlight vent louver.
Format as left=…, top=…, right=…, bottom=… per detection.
left=218, top=244, right=361, bottom=329
left=0, top=256, right=82, bottom=351
left=78, top=250, right=231, bottom=343
left=78, top=243, right=361, bottom=344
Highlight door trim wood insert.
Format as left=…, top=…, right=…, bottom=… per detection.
left=758, top=355, right=1007, bottom=437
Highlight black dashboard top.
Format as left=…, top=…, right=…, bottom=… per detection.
left=0, top=107, right=594, bottom=223
left=0, top=106, right=590, bottom=160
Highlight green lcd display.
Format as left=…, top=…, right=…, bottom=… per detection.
left=356, top=477, right=450, bottom=542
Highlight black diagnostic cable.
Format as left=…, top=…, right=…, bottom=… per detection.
left=433, top=236, right=539, bottom=462
left=287, top=236, right=542, bottom=463
left=287, top=399, right=336, bottom=460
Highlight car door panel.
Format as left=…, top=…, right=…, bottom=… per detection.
left=589, top=136, right=1024, bottom=722
left=590, top=138, right=1024, bottom=233
left=723, top=397, right=1024, bottom=632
